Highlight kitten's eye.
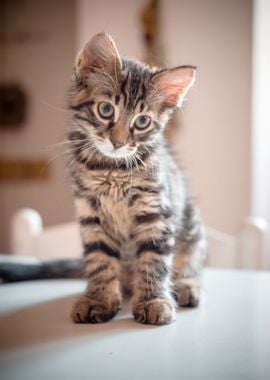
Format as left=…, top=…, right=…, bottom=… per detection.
left=134, top=115, right=151, bottom=130
left=98, top=102, right=114, bottom=119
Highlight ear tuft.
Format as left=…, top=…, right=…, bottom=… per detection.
left=75, top=32, right=122, bottom=78
left=152, top=66, right=196, bottom=108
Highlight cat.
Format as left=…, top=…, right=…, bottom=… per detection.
left=67, top=32, right=206, bottom=325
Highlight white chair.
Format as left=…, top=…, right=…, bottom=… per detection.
left=11, top=208, right=270, bottom=270
left=207, top=217, right=270, bottom=270
left=11, top=209, right=82, bottom=260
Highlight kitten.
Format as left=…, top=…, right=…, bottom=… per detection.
left=68, top=32, right=206, bottom=325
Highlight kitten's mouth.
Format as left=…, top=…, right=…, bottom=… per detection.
left=95, top=140, right=137, bottom=159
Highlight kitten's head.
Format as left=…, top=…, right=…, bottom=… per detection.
left=69, top=33, right=196, bottom=160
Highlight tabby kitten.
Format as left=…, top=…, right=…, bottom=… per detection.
left=68, top=33, right=206, bottom=325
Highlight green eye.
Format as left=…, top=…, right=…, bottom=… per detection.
left=134, top=115, right=151, bottom=129
left=98, top=102, right=114, bottom=119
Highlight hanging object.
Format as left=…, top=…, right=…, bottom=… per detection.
left=140, top=0, right=162, bottom=66
left=0, top=83, right=27, bottom=128
left=140, top=0, right=179, bottom=137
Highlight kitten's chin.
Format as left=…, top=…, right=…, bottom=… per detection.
left=95, top=140, right=137, bottom=159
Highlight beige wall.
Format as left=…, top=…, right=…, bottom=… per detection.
left=161, top=0, right=252, bottom=234
left=77, top=0, right=252, bottom=235
left=76, top=0, right=146, bottom=58
left=0, top=0, right=76, bottom=251
left=0, top=0, right=252, bottom=251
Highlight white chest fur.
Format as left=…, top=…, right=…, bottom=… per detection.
left=77, top=167, right=143, bottom=255
left=99, top=193, right=131, bottom=242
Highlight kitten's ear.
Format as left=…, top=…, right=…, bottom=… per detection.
left=151, top=66, right=196, bottom=108
left=75, top=32, right=122, bottom=78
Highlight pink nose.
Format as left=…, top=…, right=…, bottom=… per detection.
left=111, top=139, right=125, bottom=150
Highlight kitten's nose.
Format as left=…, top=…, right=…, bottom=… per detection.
left=111, top=139, right=125, bottom=150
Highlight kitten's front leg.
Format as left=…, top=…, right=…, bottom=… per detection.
left=133, top=251, right=175, bottom=325
left=131, top=211, right=176, bottom=325
left=71, top=251, right=121, bottom=323
left=71, top=199, right=121, bottom=323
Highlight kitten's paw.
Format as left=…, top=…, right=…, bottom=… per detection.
left=133, top=298, right=175, bottom=325
left=71, top=295, right=121, bottom=323
left=173, top=278, right=200, bottom=307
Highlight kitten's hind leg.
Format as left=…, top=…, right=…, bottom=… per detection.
left=172, top=204, right=207, bottom=308
left=172, top=263, right=201, bottom=307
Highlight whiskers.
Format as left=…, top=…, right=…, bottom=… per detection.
left=133, top=152, right=146, bottom=169
left=120, top=144, right=157, bottom=181
left=42, top=137, right=93, bottom=181
left=41, top=145, right=78, bottom=175
left=64, top=140, right=97, bottom=180
left=42, top=131, right=155, bottom=188
left=142, top=145, right=156, bottom=176
left=40, top=99, right=70, bottom=113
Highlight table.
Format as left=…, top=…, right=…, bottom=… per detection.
left=0, top=269, right=270, bottom=380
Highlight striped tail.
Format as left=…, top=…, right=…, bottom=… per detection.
left=0, top=256, right=84, bottom=283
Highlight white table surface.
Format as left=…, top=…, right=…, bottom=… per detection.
left=0, top=269, right=269, bottom=380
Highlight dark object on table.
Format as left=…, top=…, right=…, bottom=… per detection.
left=0, top=257, right=84, bottom=283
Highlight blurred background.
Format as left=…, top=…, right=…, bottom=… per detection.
left=0, top=0, right=269, bottom=259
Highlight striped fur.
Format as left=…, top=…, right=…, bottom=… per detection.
left=69, top=33, right=206, bottom=325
